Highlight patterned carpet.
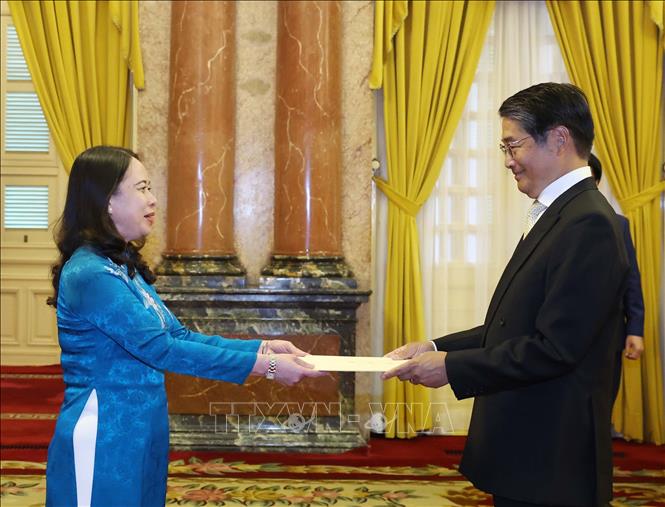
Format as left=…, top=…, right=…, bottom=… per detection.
left=2, top=365, right=664, bottom=505
left=2, top=457, right=664, bottom=506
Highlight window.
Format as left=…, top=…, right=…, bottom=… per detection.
left=1, top=14, right=64, bottom=247
left=1, top=10, right=66, bottom=363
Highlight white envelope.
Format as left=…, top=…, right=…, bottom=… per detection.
left=302, top=355, right=407, bottom=372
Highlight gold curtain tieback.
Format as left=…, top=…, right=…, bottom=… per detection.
left=373, top=176, right=420, bottom=216
left=619, top=181, right=665, bottom=214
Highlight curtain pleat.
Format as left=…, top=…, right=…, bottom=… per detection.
left=370, top=0, right=494, bottom=438
left=8, top=0, right=144, bottom=170
left=547, top=0, right=664, bottom=444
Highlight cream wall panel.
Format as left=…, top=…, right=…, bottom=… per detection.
left=1, top=278, right=60, bottom=363
left=0, top=286, right=20, bottom=344
left=1, top=278, right=59, bottom=361
left=27, top=287, right=57, bottom=346
left=2, top=246, right=59, bottom=262
left=1, top=348, right=60, bottom=365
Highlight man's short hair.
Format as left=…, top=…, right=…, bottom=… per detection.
left=588, top=153, right=602, bottom=183
left=499, top=83, right=594, bottom=159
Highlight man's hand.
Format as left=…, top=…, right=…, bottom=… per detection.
left=624, top=335, right=644, bottom=360
left=381, top=351, right=449, bottom=388
left=262, top=340, right=307, bottom=356
left=384, top=341, right=435, bottom=360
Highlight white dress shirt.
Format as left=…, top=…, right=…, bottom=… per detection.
left=530, top=166, right=593, bottom=227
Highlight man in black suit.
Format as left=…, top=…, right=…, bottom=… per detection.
left=588, top=153, right=645, bottom=402
left=383, top=83, right=629, bottom=506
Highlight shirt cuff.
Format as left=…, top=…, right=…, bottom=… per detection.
left=430, top=340, right=438, bottom=351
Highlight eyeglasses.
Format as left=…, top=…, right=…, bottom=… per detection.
left=499, top=135, right=532, bottom=159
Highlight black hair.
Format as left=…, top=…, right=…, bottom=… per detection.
left=589, top=153, right=602, bottom=183
left=47, top=146, right=156, bottom=307
left=499, top=82, right=594, bottom=159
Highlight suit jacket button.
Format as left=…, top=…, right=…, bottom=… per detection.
left=499, top=318, right=505, bottom=327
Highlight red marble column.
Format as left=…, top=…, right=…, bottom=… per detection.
left=262, top=0, right=354, bottom=288
left=159, top=1, right=245, bottom=286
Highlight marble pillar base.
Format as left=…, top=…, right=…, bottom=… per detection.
left=169, top=414, right=366, bottom=452
left=260, top=255, right=357, bottom=289
left=156, top=253, right=247, bottom=288
left=157, top=283, right=370, bottom=452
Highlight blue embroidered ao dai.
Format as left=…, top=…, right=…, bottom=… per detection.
left=45, top=247, right=259, bottom=506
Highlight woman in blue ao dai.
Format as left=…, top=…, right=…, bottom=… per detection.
left=45, top=146, right=325, bottom=506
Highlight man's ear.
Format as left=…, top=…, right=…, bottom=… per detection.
left=551, top=126, right=569, bottom=152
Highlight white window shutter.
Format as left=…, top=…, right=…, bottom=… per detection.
left=4, top=92, right=50, bottom=152
left=3, top=185, right=49, bottom=229
left=6, top=25, right=31, bottom=81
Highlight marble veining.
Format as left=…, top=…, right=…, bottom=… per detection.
left=273, top=1, right=343, bottom=256
left=171, top=142, right=232, bottom=248
left=166, top=1, right=237, bottom=255
left=282, top=3, right=326, bottom=116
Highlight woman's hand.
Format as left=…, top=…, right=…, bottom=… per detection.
left=251, top=354, right=326, bottom=386
left=261, top=339, right=308, bottom=356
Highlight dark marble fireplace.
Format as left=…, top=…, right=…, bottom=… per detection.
left=157, top=281, right=370, bottom=452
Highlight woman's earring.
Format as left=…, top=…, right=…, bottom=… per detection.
left=108, top=206, right=113, bottom=215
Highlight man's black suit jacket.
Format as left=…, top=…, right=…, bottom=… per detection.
left=435, top=178, right=629, bottom=506
left=617, top=215, right=644, bottom=337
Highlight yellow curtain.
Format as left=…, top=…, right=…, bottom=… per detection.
left=547, top=0, right=664, bottom=444
left=8, top=0, right=145, bottom=171
left=649, top=0, right=664, bottom=47
left=371, top=0, right=494, bottom=438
